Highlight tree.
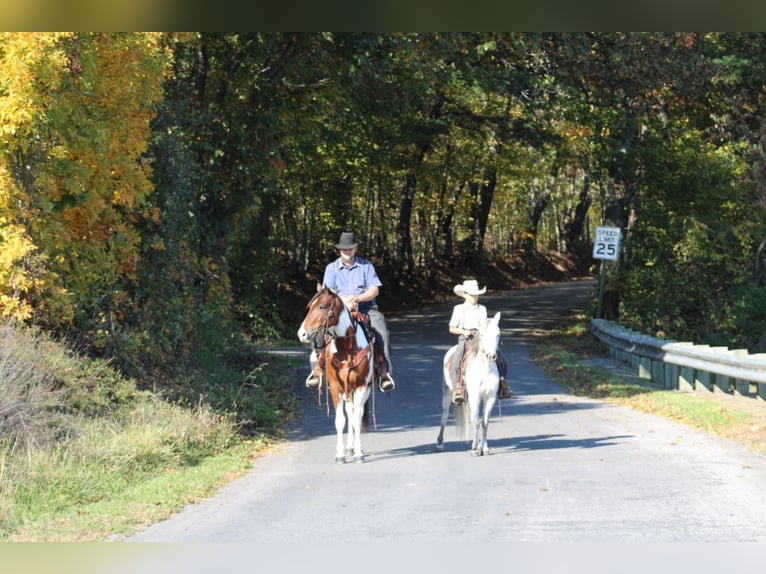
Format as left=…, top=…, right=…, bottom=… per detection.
left=0, top=33, right=169, bottom=351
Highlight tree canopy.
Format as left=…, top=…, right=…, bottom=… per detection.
left=2, top=32, right=766, bottom=380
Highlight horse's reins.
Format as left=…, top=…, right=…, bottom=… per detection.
left=309, top=293, right=337, bottom=352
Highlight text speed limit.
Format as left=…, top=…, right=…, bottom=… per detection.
left=593, top=226, right=621, bottom=261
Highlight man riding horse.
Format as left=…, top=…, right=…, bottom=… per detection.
left=305, top=231, right=396, bottom=393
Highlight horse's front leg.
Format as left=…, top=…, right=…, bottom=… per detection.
left=343, top=396, right=356, bottom=459
left=478, top=369, right=500, bottom=456
left=482, top=393, right=498, bottom=455
left=479, top=420, right=490, bottom=455
left=347, top=387, right=369, bottom=463
left=334, top=399, right=347, bottom=464
left=468, top=393, right=482, bottom=455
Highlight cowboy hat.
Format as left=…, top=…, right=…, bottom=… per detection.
left=334, top=231, right=358, bottom=249
left=454, top=279, right=486, bottom=297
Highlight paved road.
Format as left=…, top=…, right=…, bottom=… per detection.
left=128, top=279, right=766, bottom=542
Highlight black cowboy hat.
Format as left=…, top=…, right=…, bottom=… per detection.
left=334, top=231, right=358, bottom=249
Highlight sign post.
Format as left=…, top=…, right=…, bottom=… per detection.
left=593, top=226, right=621, bottom=318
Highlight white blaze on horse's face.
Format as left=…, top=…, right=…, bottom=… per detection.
left=297, top=320, right=309, bottom=343
left=480, top=311, right=501, bottom=360
left=297, top=289, right=355, bottom=344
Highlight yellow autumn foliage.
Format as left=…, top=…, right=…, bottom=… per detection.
left=0, top=32, right=171, bottom=330
left=0, top=220, right=36, bottom=321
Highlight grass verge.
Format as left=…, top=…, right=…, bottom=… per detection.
left=532, top=313, right=766, bottom=456
left=0, top=322, right=302, bottom=541
left=5, top=439, right=269, bottom=542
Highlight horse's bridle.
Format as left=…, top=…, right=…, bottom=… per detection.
left=478, top=324, right=499, bottom=363
left=309, top=291, right=340, bottom=351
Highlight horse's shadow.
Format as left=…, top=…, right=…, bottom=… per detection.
left=362, top=432, right=634, bottom=462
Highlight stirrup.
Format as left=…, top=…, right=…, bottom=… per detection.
left=379, top=373, right=395, bottom=392
left=452, top=391, right=464, bottom=405
left=305, top=371, right=322, bottom=389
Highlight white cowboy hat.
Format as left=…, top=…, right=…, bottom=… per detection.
left=454, top=279, right=486, bottom=297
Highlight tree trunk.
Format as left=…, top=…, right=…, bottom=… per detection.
left=395, top=172, right=416, bottom=278
left=559, top=176, right=592, bottom=252
left=521, top=165, right=557, bottom=257
left=470, top=166, right=496, bottom=258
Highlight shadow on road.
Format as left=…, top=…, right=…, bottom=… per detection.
left=345, top=432, right=635, bottom=465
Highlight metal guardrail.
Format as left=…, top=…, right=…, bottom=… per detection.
left=590, top=319, right=766, bottom=401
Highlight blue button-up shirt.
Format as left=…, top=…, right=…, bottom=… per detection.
left=322, top=256, right=382, bottom=313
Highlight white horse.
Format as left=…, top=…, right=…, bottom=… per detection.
left=436, top=311, right=501, bottom=456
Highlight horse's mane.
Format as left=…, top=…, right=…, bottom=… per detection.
left=463, top=329, right=484, bottom=361
left=464, top=317, right=496, bottom=361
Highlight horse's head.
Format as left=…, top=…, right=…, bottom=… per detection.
left=478, top=311, right=501, bottom=361
left=297, top=287, right=346, bottom=347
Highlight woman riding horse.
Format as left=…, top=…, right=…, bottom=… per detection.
left=448, top=279, right=512, bottom=403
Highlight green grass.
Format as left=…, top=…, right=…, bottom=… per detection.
left=5, top=439, right=264, bottom=541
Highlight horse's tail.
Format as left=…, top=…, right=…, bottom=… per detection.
left=453, top=401, right=470, bottom=441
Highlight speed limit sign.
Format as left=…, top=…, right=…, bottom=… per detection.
left=593, top=226, right=621, bottom=261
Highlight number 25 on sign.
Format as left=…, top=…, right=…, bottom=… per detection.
left=593, top=226, right=621, bottom=318
left=593, top=226, right=621, bottom=261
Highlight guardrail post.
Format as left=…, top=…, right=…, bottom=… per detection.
left=752, top=353, right=766, bottom=402
left=695, top=370, right=712, bottom=393
left=638, top=356, right=652, bottom=379
left=651, top=359, right=664, bottom=385
left=731, top=349, right=750, bottom=397
left=707, top=347, right=732, bottom=393
left=664, top=362, right=678, bottom=390
left=714, top=373, right=732, bottom=394
left=679, top=366, right=694, bottom=392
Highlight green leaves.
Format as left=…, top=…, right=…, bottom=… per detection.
left=3, top=31, right=766, bottom=379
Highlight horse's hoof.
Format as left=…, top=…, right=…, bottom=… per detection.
left=335, top=456, right=346, bottom=464
left=436, top=443, right=444, bottom=452
left=353, top=455, right=365, bottom=464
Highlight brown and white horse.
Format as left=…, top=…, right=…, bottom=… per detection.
left=297, top=287, right=374, bottom=463
left=437, top=311, right=502, bottom=456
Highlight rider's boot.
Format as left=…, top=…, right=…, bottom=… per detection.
left=375, top=348, right=395, bottom=392
left=306, top=352, right=326, bottom=389
left=498, top=377, right=512, bottom=399
left=453, top=371, right=464, bottom=404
